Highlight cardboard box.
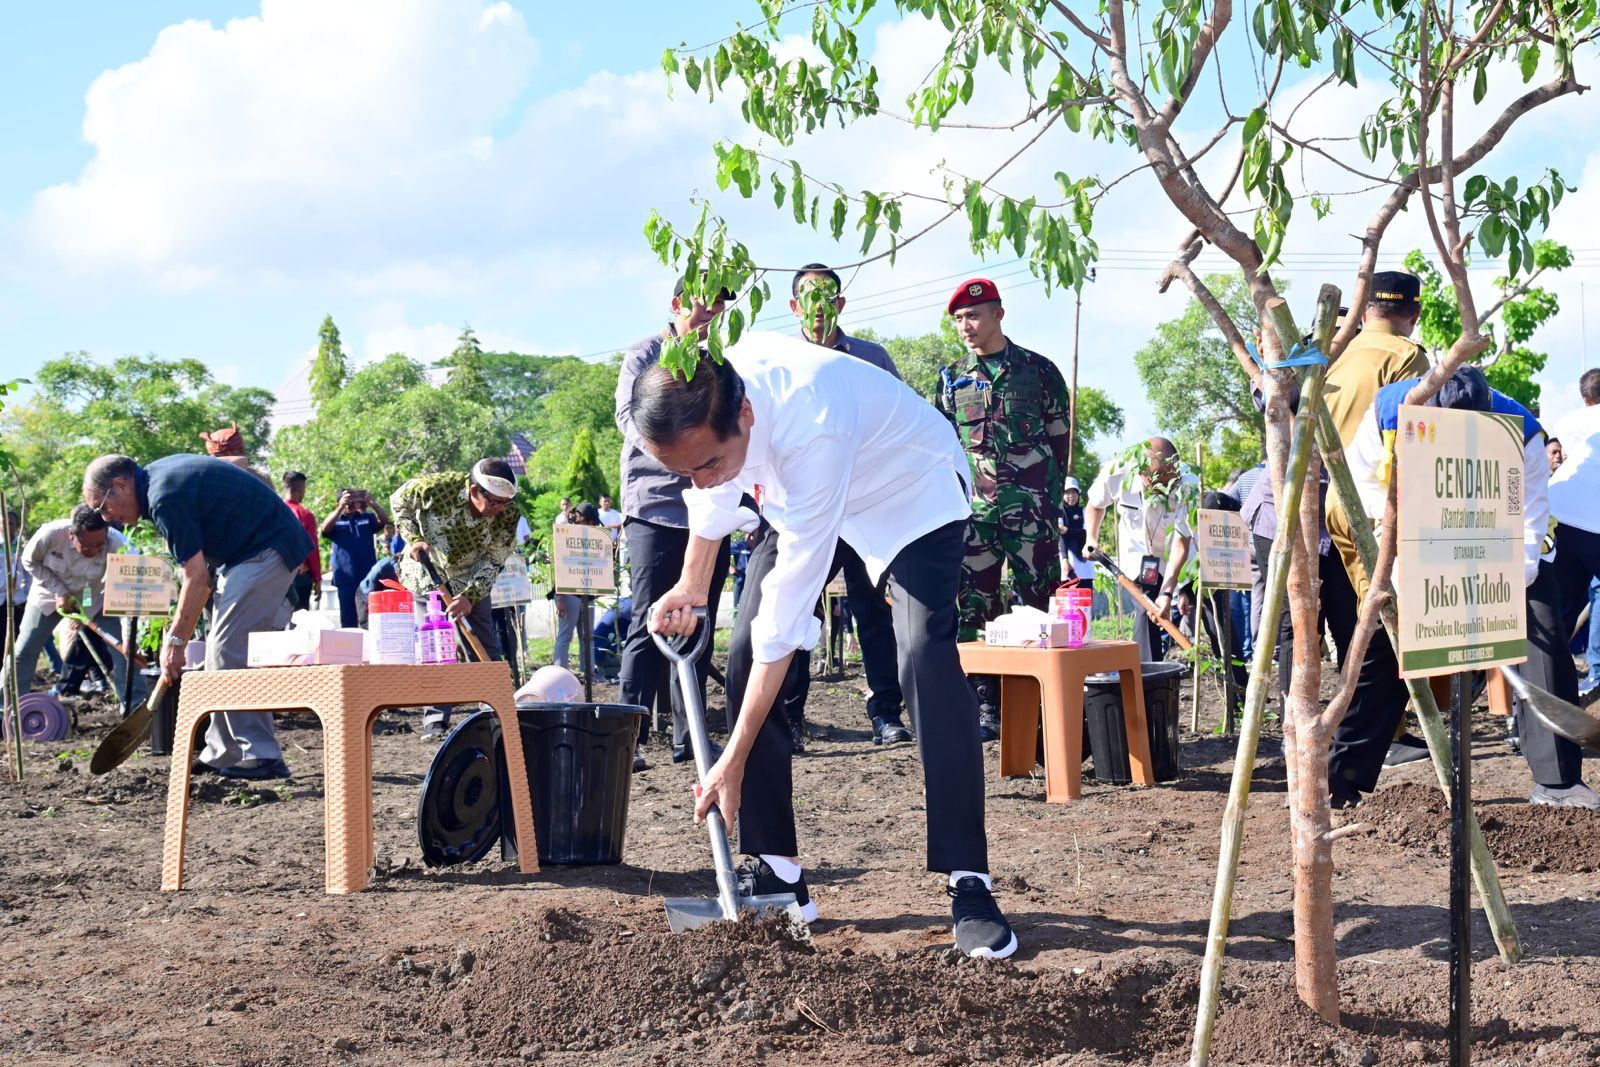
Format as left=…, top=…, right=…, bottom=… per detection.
left=984, top=617, right=1075, bottom=648
left=247, top=627, right=368, bottom=667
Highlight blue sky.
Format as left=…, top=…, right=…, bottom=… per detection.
left=3, top=1, right=1597, bottom=449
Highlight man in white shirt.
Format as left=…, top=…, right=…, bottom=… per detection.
left=637, top=332, right=1018, bottom=960
left=596, top=495, right=624, bottom=542
left=1, top=505, right=130, bottom=706
left=1550, top=368, right=1600, bottom=655
left=1084, top=439, right=1197, bottom=660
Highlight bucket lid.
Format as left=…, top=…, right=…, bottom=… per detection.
left=416, top=710, right=503, bottom=866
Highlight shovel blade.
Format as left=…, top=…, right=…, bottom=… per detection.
left=663, top=892, right=806, bottom=935
left=1522, top=691, right=1600, bottom=750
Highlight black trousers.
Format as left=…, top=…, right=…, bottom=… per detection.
left=291, top=573, right=314, bottom=612
left=723, top=519, right=988, bottom=872
left=618, top=517, right=730, bottom=747
left=1553, top=523, right=1600, bottom=639
left=1255, top=536, right=1360, bottom=705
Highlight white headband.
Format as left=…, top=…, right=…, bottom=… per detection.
left=471, top=461, right=518, bottom=500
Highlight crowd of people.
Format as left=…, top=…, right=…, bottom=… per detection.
left=2, top=261, right=1597, bottom=963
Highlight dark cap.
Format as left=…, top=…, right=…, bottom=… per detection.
left=1369, top=271, right=1421, bottom=306
left=674, top=275, right=736, bottom=303
left=282, top=470, right=307, bottom=486
left=573, top=502, right=602, bottom=525
left=792, top=262, right=842, bottom=298
left=948, top=278, right=1001, bottom=315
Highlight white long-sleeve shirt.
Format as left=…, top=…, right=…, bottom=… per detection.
left=22, top=519, right=129, bottom=615
left=685, top=332, right=971, bottom=663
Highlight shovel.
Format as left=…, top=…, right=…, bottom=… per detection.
left=1500, top=664, right=1600, bottom=749
left=1085, top=546, right=1194, bottom=651
left=89, top=676, right=170, bottom=775
left=414, top=552, right=491, bottom=662
left=650, top=607, right=805, bottom=933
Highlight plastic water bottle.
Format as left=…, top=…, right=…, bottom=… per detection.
left=417, top=591, right=457, bottom=665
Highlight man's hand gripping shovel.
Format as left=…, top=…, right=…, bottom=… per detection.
left=650, top=607, right=807, bottom=935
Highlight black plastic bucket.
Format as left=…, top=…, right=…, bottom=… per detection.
left=145, top=668, right=178, bottom=757
left=1082, top=662, right=1186, bottom=784
left=510, top=701, right=645, bottom=865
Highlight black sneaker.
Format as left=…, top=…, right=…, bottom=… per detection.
left=977, top=711, right=1000, bottom=743
left=788, top=719, right=807, bottom=754
left=873, top=716, right=913, bottom=746
left=738, top=858, right=817, bottom=922
left=632, top=746, right=649, bottom=772
left=672, top=740, right=724, bottom=764
left=948, top=876, right=1017, bottom=959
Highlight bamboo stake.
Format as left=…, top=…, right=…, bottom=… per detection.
left=1311, top=399, right=1522, bottom=964
left=1190, top=289, right=1340, bottom=1066
left=1192, top=440, right=1205, bottom=732
left=2, top=492, right=22, bottom=780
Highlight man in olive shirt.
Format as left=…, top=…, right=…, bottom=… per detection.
left=1323, top=270, right=1431, bottom=598
left=1318, top=270, right=1432, bottom=804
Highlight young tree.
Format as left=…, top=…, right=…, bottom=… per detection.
left=1408, top=240, right=1572, bottom=410
left=645, top=0, right=1593, bottom=1034
left=309, top=314, right=348, bottom=408
left=560, top=426, right=611, bottom=505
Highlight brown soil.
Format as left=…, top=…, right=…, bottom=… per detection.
left=2, top=662, right=1598, bottom=1066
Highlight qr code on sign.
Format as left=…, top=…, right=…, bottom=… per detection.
left=1507, top=467, right=1522, bottom=515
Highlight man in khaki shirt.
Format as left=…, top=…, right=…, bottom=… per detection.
left=1320, top=270, right=1432, bottom=805
left=1323, top=270, right=1431, bottom=598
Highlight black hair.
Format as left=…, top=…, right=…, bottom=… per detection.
left=792, top=262, right=842, bottom=298
left=632, top=356, right=747, bottom=447
left=479, top=458, right=516, bottom=483
left=1547, top=437, right=1561, bottom=448
left=674, top=275, right=736, bottom=303
left=1202, top=490, right=1242, bottom=513
left=1581, top=368, right=1600, bottom=406
left=70, top=504, right=108, bottom=535
left=1423, top=365, right=1493, bottom=412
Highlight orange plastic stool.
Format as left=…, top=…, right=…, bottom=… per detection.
left=957, top=640, right=1154, bottom=802
left=161, top=661, right=539, bottom=894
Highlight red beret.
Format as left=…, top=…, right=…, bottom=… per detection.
left=948, top=277, right=1001, bottom=315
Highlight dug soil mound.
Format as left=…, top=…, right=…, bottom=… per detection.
left=420, top=906, right=1566, bottom=1066
left=1363, top=782, right=1600, bottom=873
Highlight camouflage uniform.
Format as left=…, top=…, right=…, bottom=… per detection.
left=938, top=339, right=1072, bottom=641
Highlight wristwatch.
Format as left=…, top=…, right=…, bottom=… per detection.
left=164, top=631, right=190, bottom=649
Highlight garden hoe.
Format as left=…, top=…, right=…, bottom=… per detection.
left=650, top=608, right=805, bottom=934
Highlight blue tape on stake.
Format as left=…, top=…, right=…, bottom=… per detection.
left=1245, top=339, right=1329, bottom=371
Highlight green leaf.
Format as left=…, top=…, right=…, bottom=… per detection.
left=1463, top=174, right=1488, bottom=206
left=715, top=44, right=733, bottom=87
left=684, top=56, right=702, bottom=93
left=830, top=196, right=848, bottom=241
left=1243, top=107, right=1267, bottom=145
left=1519, top=42, right=1540, bottom=83
left=1480, top=216, right=1507, bottom=258
left=1064, top=105, right=1081, bottom=132
left=727, top=306, right=746, bottom=346
left=791, top=163, right=808, bottom=226
left=772, top=173, right=786, bottom=209
left=1473, top=61, right=1488, bottom=105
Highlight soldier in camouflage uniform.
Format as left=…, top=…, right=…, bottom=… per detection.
left=938, top=278, right=1072, bottom=740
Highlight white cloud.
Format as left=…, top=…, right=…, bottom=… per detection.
left=28, top=0, right=539, bottom=286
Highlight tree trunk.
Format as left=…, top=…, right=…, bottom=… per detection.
left=1285, top=447, right=1337, bottom=1022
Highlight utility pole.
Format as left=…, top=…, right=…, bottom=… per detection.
left=1067, top=267, right=1096, bottom=475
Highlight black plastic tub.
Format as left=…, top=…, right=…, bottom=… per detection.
left=510, top=701, right=646, bottom=865
left=1082, top=661, right=1186, bottom=784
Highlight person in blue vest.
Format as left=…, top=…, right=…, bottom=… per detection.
left=1346, top=365, right=1594, bottom=808
left=320, top=488, right=388, bottom=627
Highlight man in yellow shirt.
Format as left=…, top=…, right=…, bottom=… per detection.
left=1320, top=270, right=1433, bottom=803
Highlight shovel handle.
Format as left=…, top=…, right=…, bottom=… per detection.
left=1087, top=547, right=1193, bottom=652
left=416, top=550, right=491, bottom=662
left=648, top=606, right=711, bottom=665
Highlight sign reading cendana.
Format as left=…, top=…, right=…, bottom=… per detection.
left=551, top=524, right=616, bottom=596
left=102, top=553, right=178, bottom=617
left=1195, top=509, right=1252, bottom=591
left=1394, top=404, right=1527, bottom=677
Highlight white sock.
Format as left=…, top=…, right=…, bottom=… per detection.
left=760, top=854, right=802, bottom=882
left=949, top=870, right=992, bottom=890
